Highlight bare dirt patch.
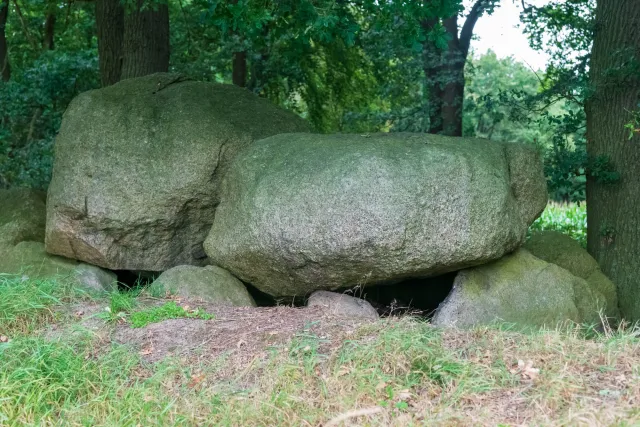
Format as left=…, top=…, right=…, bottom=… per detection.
left=113, top=304, right=372, bottom=364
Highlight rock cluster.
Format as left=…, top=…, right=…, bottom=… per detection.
left=2, top=74, right=620, bottom=326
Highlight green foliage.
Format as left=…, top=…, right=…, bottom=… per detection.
left=0, top=0, right=99, bottom=189
left=129, top=301, right=214, bottom=328
left=462, top=51, right=589, bottom=202
left=529, top=203, right=587, bottom=247
left=0, top=0, right=597, bottom=204
left=624, top=104, right=640, bottom=139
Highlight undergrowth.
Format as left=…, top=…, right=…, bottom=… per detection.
left=529, top=202, right=587, bottom=247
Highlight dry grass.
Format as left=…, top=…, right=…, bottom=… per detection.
left=1, top=276, right=639, bottom=426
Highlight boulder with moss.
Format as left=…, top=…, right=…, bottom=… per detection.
left=46, top=73, right=310, bottom=272
left=0, top=188, right=46, bottom=250
left=432, top=249, right=605, bottom=329
left=525, top=230, right=619, bottom=319
left=0, top=241, right=117, bottom=293
left=150, top=265, right=255, bottom=306
left=205, top=133, right=547, bottom=296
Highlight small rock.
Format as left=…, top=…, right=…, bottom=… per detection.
left=307, top=291, right=379, bottom=320
left=0, top=241, right=117, bottom=293
left=150, top=265, right=256, bottom=306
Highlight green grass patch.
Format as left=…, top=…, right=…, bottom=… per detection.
left=0, top=274, right=85, bottom=336
left=129, top=301, right=214, bottom=328
left=529, top=202, right=587, bottom=247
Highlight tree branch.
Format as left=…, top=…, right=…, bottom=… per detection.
left=12, top=0, right=38, bottom=50
left=459, top=0, right=491, bottom=58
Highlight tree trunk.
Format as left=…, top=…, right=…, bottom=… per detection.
left=232, top=50, right=247, bottom=87
left=422, top=7, right=480, bottom=137
left=95, top=0, right=124, bottom=86
left=440, top=17, right=465, bottom=137
left=586, top=0, right=640, bottom=320
left=423, top=44, right=444, bottom=134
left=121, top=0, right=170, bottom=80
left=422, top=18, right=443, bottom=134
left=0, top=0, right=10, bottom=81
left=43, top=12, right=55, bottom=50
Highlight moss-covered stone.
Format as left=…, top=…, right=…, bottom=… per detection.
left=0, top=188, right=46, bottom=250
left=525, top=231, right=619, bottom=319
left=46, top=73, right=310, bottom=271
left=205, top=133, right=547, bottom=297
left=150, top=265, right=255, bottom=306
left=432, top=249, right=605, bottom=329
left=0, top=241, right=117, bottom=292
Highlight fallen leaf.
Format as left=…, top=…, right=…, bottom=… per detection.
left=337, top=366, right=351, bottom=377
left=512, top=359, right=540, bottom=380
left=139, top=347, right=154, bottom=356
left=375, top=381, right=387, bottom=391
left=397, top=389, right=412, bottom=400
left=188, top=373, right=206, bottom=389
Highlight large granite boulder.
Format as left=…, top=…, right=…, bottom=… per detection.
left=204, top=133, right=547, bottom=296
left=432, top=249, right=605, bottom=329
left=0, top=188, right=46, bottom=250
left=525, top=231, right=619, bottom=319
left=46, top=73, right=310, bottom=271
left=149, top=265, right=256, bottom=306
left=0, top=241, right=117, bottom=293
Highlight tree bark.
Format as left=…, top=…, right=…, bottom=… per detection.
left=43, top=12, right=55, bottom=50
left=95, top=0, right=124, bottom=86
left=422, top=19, right=444, bottom=134
left=421, top=1, right=487, bottom=137
left=0, top=0, right=10, bottom=81
left=586, top=0, right=640, bottom=320
left=440, top=16, right=465, bottom=137
left=121, top=0, right=170, bottom=80
left=232, top=50, right=247, bottom=87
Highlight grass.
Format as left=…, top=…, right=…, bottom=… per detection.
left=129, top=301, right=215, bottom=328
left=529, top=202, right=587, bottom=247
left=0, top=274, right=87, bottom=336
left=1, top=287, right=639, bottom=426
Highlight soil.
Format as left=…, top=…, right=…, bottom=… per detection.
left=49, top=298, right=377, bottom=367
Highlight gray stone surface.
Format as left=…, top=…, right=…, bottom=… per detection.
left=150, top=265, right=256, bottom=306
left=46, top=73, right=310, bottom=271
left=432, top=249, right=605, bottom=329
left=205, top=133, right=547, bottom=296
left=0, top=241, right=117, bottom=292
left=307, top=291, right=379, bottom=319
left=525, top=230, right=619, bottom=319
